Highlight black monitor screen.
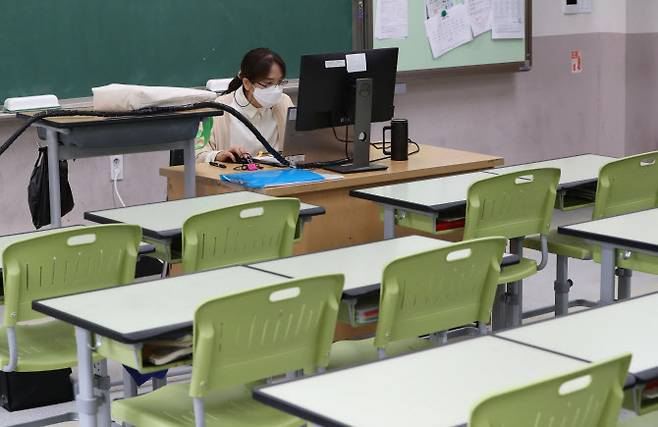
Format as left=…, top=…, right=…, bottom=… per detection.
left=295, top=48, right=398, bottom=131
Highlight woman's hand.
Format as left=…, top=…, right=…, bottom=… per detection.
left=215, top=146, right=247, bottom=163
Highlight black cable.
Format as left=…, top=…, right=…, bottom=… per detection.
left=0, top=102, right=291, bottom=167
left=369, top=139, right=421, bottom=163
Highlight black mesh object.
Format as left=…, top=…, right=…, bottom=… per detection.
left=27, top=146, right=74, bottom=229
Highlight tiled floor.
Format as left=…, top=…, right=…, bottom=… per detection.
left=3, top=207, right=658, bottom=426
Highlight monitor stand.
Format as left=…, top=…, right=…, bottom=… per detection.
left=323, top=78, right=388, bottom=174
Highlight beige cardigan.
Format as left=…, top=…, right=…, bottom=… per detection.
left=195, top=89, right=294, bottom=163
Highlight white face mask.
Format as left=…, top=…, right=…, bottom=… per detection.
left=252, top=85, right=283, bottom=108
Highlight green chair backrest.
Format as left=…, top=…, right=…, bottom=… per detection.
left=463, top=168, right=561, bottom=241
left=2, top=225, right=141, bottom=326
left=182, top=198, right=300, bottom=273
left=469, top=353, right=631, bottom=427
left=188, top=274, right=344, bottom=398
left=593, top=151, right=658, bottom=220
left=374, top=237, right=506, bottom=350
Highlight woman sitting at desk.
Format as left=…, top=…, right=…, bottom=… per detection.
left=195, top=47, right=294, bottom=163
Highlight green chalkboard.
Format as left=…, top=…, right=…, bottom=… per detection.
left=0, top=0, right=354, bottom=101
left=372, top=0, right=530, bottom=72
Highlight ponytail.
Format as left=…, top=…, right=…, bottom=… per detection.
left=221, top=48, right=286, bottom=96
left=222, top=75, right=243, bottom=96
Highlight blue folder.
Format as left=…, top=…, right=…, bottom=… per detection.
left=220, top=169, right=326, bottom=189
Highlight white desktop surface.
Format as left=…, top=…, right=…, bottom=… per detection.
left=86, top=192, right=320, bottom=236
left=351, top=172, right=493, bottom=211
left=254, top=235, right=517, bottom=295
left=500, top=293, right=658, bottom=375
left=487, top=154, right=615, bottom=187
left=256, top=336, right=586, bottom=427
left=34, top=266, right=287, bottom=341
left=560, top=208, right=658, bottom=251
left=253, top=236, right=454, bottom=293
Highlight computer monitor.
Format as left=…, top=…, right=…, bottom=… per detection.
left=296, top=48, right=399, bottom=173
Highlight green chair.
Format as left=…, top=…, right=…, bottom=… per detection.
left=112, top=274, right=344, bottom=427
left=329, top=237, right=506, bottom=369
left=525, top=151, right=658, bottom=315
left=470, top=353, right=631, bottom=427
left=463, top=168, right=561, bottom=328
left=0, top=225, right=141, bottom=372
left=182, top=198, right=300, bottom=273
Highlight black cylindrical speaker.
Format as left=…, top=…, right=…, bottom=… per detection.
left=383, top=118, right=409, bottom=161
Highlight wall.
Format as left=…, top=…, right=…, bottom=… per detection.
left=382, top=0, right=632, bottom=164
left=1, top=1, right=655, bottom=235
left=626, top=0, right=658, bottom=155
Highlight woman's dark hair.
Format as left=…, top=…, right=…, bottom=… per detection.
left=223, top=48, right=286, bottom=95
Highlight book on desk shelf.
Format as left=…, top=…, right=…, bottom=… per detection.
left=143, top=334, right=193, bottom=366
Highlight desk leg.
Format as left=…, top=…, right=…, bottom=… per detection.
left=183, top=138, right=196, bottom=198
left=383, top=206, right=395, bottom=240
left=600, top=245, right=616, bottom=305
left=75, top=327, right=97, bottom=427
left=94, top=360, right=112, bottom=427
left=46, top=129, right=62, bottom=228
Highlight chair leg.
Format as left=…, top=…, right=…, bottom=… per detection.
left=152, top=376, right=167, bottom=390
left=122, top=369, right=138, bottom=398
left=491, top=284, right=507, bottom=331
left=160, top=261, right=169, bottom=279
left=505, top=280, right=523, bottom=327
left=193, top=397, right=206, bottom=427
left=554, top=255, right=572, bottom=317
left=617, top=268, right=633, bottom=300
left=505, top=237, right=524, bottom=328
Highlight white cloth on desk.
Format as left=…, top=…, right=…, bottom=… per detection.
left=92, top=83, right=216, bottom=111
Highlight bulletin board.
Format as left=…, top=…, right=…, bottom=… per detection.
left=370, top=0, right=532, bottom=73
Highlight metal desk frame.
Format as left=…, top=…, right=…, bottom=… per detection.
left=21, top=110, right=223, bottom=228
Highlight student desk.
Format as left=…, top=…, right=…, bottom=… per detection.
left=84, top=192, right=324, bottom=264
left=253, top=235, right=520, bottom=298
left=32, top=265, right=289, bottom=427
left=352, top=154, right=616, bottom=240
left=160, top=145, right=503, bottom=253
left=253, top=235, right=519, bottom=337
left=18, top=109, right=222, bottom=228
left=253, top=336, right=588, bottom=427
left=559, top=208, right=658, bottom=305
left=486, top=154, right=615, bottom=211
left=350, top=171, right=492, bottom=239
left=499, top=292, right=658, bottom=385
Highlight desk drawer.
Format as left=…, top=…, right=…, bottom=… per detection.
left=95, top=336, right=191, bottom=374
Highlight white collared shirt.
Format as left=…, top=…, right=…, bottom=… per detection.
left=195, top=86, right=293, bottom=163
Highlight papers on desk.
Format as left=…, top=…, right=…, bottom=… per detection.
left=375, top=0, right=408, bottom=40
left=424, top=4, right=473, bottom=59
left=492, top=0, right=524, bottom=39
